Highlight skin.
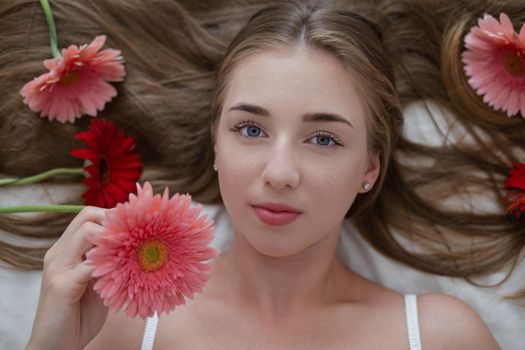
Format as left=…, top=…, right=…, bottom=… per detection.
left=27, top=46, right=501, bottom=350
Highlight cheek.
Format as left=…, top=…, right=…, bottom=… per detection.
left=215, top=136, right=257, bottom=207
left=302, top=153, right=365, bottom=216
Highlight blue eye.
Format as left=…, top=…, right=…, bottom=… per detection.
left=230, top=120, right=266, bottom=138
left=245, top=125, right=262, bottom=137
left=313, top=135, right=333, bottom=146
left=310, top=131, right=343, bottom=147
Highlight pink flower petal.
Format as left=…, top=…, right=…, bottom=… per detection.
left=499, top=13, right=515, bottom=35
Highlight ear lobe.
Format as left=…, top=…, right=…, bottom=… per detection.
left=363, top=152, right=381, bottom=190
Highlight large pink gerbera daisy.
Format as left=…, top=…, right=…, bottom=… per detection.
left=462, top=13, right=525, bottom=117
left=85, top=182, right=219, bottom=318
left=20, top=35, right=125, bottom=123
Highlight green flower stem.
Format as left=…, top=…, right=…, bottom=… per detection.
left=0, top=168, right=85, bottom=186
left=40, top=0, right=61, bottom=58
left=0, top=205, right=84, bottom=214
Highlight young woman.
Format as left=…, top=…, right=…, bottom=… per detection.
left=24, top=2, right=502, bottom=349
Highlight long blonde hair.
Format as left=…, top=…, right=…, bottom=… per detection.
left=0, top=0, right=523, bottom=296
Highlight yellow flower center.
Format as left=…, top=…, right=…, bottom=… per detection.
left=501, top=51, right=525, bottom=77
left=58, top=70, right=82, bottom=86
left=138, top=238, right=168, bottom=272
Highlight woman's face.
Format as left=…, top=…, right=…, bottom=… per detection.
left=214, top=46, right=380, bottom=257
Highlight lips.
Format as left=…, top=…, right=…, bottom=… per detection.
left=252, top=202, right=302, bottom=214
left=252, top=202, right=302, bottom=226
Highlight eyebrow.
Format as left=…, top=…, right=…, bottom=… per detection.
left=227, top=103, right=354, bottom=129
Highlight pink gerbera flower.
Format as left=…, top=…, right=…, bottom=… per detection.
left=20, top=35, right=125, bottom=123
left=462, top=13, right=525, bottom=117
left=85, top=182, right=219, bottom=318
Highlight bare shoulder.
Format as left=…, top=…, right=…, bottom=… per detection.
left=417, top=293, right=501, bottom=350
left=84, top=307, right=147, bottom=349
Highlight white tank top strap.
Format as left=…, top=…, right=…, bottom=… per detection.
left=141, top=312, right=160, bottom=350
left=404, top=294, right=422, bottom=350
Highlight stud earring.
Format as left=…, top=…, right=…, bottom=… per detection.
left=362, top=182, right=371, bottom=191
left=213, top=163, right=218, bottom=172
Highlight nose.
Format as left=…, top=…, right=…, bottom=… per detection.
left=261, top=140, right=300, bottom=190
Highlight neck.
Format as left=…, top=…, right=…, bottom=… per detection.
left=212, top=226, right=349, bottom=319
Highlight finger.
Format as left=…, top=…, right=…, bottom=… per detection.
left=51, top=207, right=108, bottom=255
left=72, top=260, right=98, bottom=286
left=58, top=261, right=99, bottom=303
left=58, top=221, right=106, bottom=266
left=63, top=206, right=107, bottom=242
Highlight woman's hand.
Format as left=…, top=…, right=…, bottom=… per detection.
left=26, top=207, right=110, bottom=350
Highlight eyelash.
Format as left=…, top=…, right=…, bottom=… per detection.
left=229, top=119, right=344, bottom=147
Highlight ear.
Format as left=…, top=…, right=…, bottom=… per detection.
left=360, top=152, right=381, bottom=193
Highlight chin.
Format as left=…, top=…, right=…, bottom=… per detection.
left=255, top=245, right=300, bottom=259
left=241, top=230, right=315, bottom=259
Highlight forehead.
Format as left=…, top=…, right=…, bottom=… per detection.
left=222, top=46, right=367, bottom=128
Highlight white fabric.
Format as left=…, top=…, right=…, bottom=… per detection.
left=405, top=294, right=422, bottom=350
left=1, top=102, right=524, bottom=350
left=141, top=313, right=159, bottom=350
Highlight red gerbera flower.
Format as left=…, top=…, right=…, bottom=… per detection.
left=71, top=118, right=142, bottom=208
left=20, top=35, right=125, bottom=123
left=503, top=162, right=525, bottom=222
left=85, top=182, right=219, bottom=318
